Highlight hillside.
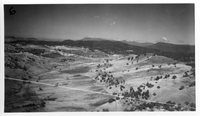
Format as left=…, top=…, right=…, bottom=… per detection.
left=62, top=40, right=158, bottom=55
left=7, top=36, right=158, bottom=55
left=147, top=42, right=194, bottom=54
left=5, top=40, right=195, bottom=111
left=6, top=36, right=195, bottom=62
left=81, top=37, right=109, bottom=41
left=121, top=40, right=153, bottom=47
left=147, top=42, right=195, bottom=62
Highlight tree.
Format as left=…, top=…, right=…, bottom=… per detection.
left=179, top=86, right=184, bottom=90
left=183, top=72, right=188, bottom=77
left=172, top=75, right=177, bottom=79
left=153, top=93, right=156, bottom=96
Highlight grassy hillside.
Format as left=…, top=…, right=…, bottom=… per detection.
left=6, top=36, right=195, bottom=62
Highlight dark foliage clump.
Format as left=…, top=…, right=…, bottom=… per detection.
left=179, top=86, right=184, bottom=90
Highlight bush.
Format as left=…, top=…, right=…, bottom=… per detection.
left=183, top=72, right=189, bottom=77
left=146, top=82, right=154, bottom=88
left=190, top=103, right=195, bottom=108
left=172, top=75, right=177, bottom=79
left=102, top=108, right=109, bottom=112
left=108, top=98, right=115, bottom=103
left=179, top=86, right=184, bottom=90
left=189, top=81, right=195, bottom=87
left=116, top=97, right=120, bottom=100
left=184, top=101, right=189, bottom=105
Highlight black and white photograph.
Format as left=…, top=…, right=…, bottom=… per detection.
left=1, top=1, right=199, bottom=114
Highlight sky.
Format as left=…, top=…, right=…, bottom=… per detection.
left=4, top=4, right=194, bottom=44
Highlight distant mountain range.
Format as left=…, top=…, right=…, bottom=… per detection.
left=5, top=36, right=194, bottom=62
left=147, top=42, right=194, bottom=54
left=121, top=40, right=154, bottom=47
left=79, top=37, right=194, bottom=54
left=81, top=37, right=110, bottom=41
left=80, top=37, right=153, bottom=47
left=5, top=36, right=39, bottom=42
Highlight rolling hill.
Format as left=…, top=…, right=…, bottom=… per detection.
left=5, top=36, right=195, bottom=62
left=147, top=42, right=194, bottom=54
left=121, top=40, right=154, bottom=47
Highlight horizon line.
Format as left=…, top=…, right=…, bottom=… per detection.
left=5, top=35, right=195, bottom=46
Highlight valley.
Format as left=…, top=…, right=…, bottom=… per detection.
left=4, top=37, right=195, bottom=112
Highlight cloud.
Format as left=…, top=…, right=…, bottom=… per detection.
left=94, top=15, right=100, bottom=18
left=161, top=36, right=168, bottom=41
left=110, top=21, right=117, bottom=26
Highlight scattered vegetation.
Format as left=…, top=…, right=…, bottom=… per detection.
left=5, top=37, right=195, bottom=112
left=189, top=81, right=195, bottom=87
left=179, top=86, right=184, bottom=90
